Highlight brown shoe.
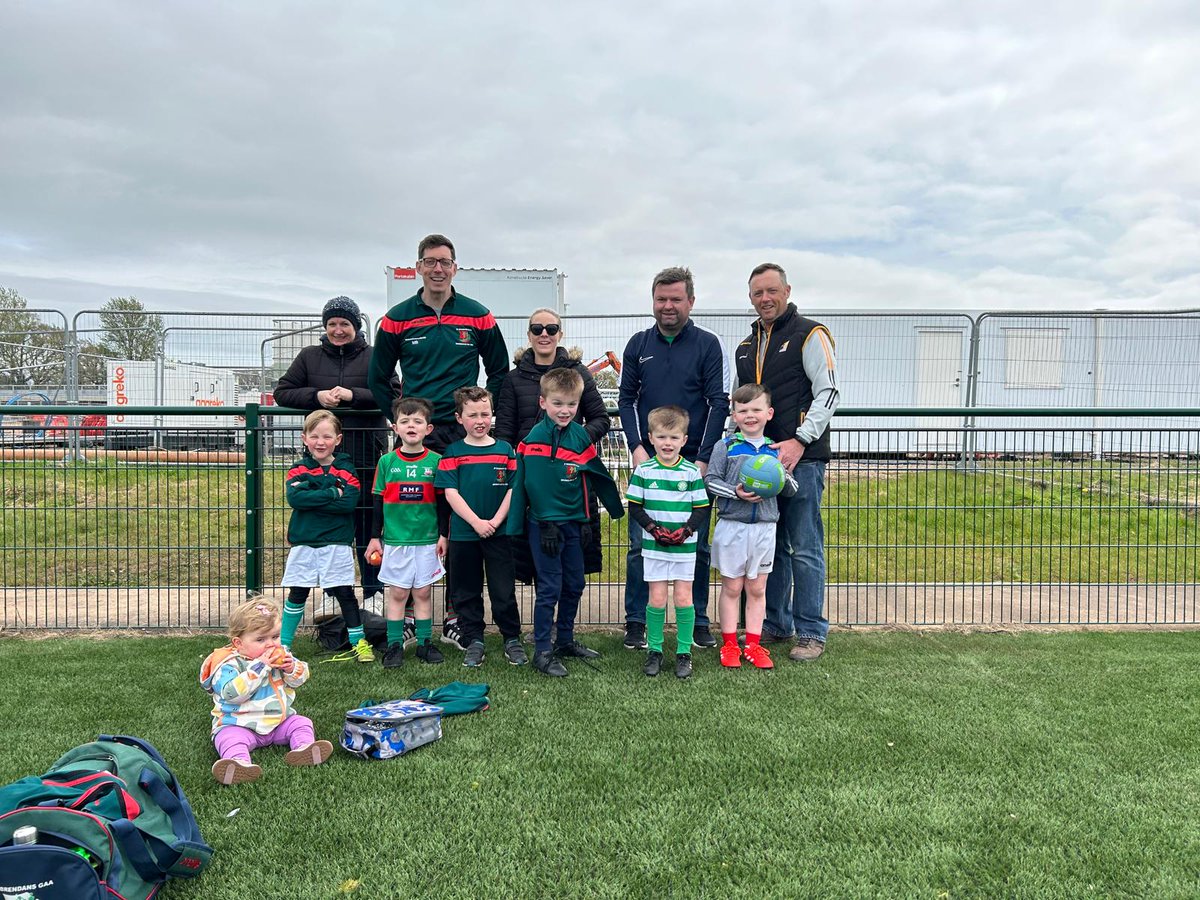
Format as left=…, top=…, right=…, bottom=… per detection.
left=285, top=739, right=333, bottom=767
left=789, top=638, right=825, bottom=662
left=212, top=758, right=262, bottom=785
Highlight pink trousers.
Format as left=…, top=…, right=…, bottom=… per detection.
left=213, top=714, right=315, bottom=762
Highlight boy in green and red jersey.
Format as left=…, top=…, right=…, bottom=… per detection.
left=434, top=387, right=526, bottom=668
left=366, top=397, right=448, bottom=668
left=507, top=368, right=625, bottom=677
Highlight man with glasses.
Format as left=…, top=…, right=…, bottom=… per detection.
left=618, top=266, right=730, bottom=651
left=370, top=234, right=510, bottom=452
left=369, top=233, right=511, bottom=649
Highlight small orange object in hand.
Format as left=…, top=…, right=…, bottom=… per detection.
left=368, top=550, right=382, bottom=566
left=268, top=648, right=290, bottom=668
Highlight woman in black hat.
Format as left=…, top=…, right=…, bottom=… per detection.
left=274, top=296, right=399, bottom=605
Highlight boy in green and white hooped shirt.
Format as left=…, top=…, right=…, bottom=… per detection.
left=624, top=405, right=711, bottom=679
left=366, top=397, right=449, bottom=669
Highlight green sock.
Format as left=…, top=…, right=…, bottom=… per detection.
left=347, top=625, right=365, bottom=646
left=416, top=618, right=432, bottom=645
left=280, top=602, right=305, bottom=648
left=387, top=618, right=405, bottom=647
left=646, top=606, right=666, bottom=653
left=675, top=605, right=696, bottom=655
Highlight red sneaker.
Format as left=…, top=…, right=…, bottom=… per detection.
left=720, top=643, right=742, bottom=668
left=742, top=643, right=774, bottom=669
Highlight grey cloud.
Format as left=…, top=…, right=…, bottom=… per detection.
left=1, top=1, right=1198, bottom=318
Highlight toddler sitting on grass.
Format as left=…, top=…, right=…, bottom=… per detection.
left=200, top=597, right=332, bottom=785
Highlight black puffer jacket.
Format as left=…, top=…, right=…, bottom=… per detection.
left=273, top=333, right=400, bottom=470
left=494, top=347, right=611, bottom=446
left=495, top=346, right=612, bottom=581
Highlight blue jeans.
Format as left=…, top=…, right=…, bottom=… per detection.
left=527, top=518, right=585, bottom=654
left=623, top=505, right=712, bottom=629
left=764, top=460, right=828, bottom=642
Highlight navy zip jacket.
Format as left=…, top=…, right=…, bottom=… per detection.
left=618, top=318, right=730, bottom=464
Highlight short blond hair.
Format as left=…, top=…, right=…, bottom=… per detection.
left=647, top=405, right=689, bottom=435
left=302, top=409, right=341, bottom=436
left=227, top=596, right=281, bottom=639
left=540, top=367, right=584, bottom=399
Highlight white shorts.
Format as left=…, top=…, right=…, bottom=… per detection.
left=643, top=554, right=697, bottom=583
left=379, top=544, right=445, bottom=590
left=281, top=544, right=356, bottom=588
left=710, top=519, right=775, bottom=579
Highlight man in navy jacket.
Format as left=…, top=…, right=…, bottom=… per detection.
left=618, top=266, right=730, bottom=650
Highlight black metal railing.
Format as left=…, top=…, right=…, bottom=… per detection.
left=1, top=405, right=1196, bottom=630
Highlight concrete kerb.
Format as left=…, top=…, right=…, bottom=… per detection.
left=2, top=583, right=1196, bottom=633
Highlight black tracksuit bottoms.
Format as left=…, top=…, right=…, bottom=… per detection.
left=448, top=535, right=522, bottom=645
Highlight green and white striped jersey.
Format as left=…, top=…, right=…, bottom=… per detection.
left=626, top=456, right=709, bottom=561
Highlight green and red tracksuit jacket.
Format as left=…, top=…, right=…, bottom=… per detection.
left=368, top=288, right=510, bottom=424
left=506, top=418, right=625, bottom=533
left=284, top=450, right=360, bottom=547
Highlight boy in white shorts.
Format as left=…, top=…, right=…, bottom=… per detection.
left=366, top=397, right=448, bottom=668
left=705, top=384, right=796, bottom=669
left=280, top=410, right=370, bottom=661
left=624, top=406, right=710, bottom=679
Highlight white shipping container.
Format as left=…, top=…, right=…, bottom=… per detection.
left=385, top=266, right=565, bottom=316
left=107, top=360, right=244, bottom=448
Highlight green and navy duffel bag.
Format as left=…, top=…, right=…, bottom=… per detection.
left=0, top=734, right=212, bottom=900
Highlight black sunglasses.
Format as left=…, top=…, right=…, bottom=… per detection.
left=528, top=323, right=561, bottom=336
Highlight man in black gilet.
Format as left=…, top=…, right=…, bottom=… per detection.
left=733, top=263, right=840, bottom=661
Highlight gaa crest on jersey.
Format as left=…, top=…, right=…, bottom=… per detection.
left=563, top=463, right=578, bottom=481
left=494, top=466, right=508, bottom=484
left=455, top=328, right=474, bottom=346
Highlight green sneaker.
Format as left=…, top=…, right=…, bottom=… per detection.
left=327, top=638, right=376, bottom=664
left=352, top=637, right=375, bottom=663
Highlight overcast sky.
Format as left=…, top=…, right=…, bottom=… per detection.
left=2, top=1, right=1198, bottom=325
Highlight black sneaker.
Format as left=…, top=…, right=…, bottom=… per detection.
left=554, top=640, right=601, bottom=659
left=503, top=638, right=529, bottom=666
left=623, top=622, right=648, bottom=650
left=675, top=653, right=693, bottom=679
left=415, top=640, right=444, bottom=664
left=440, top=617, right=468, bottom=651
left=382, top=642, right=404, bottom=669
left=462, top=640, right=486, bottom=668
left=692, top=626, right=717, bottom=649
left=643, top=650, right=663, bottom=677
left=533, top=650, right=568, bottom=677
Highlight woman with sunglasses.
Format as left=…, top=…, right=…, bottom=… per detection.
left=495, top=308, right=612, bottom=589
left=494, top=308, right=610, bottom=447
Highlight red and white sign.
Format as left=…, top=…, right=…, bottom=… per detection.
left=392, top=267, right=417, bottom=280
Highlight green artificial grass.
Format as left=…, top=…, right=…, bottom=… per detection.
left=2, top=631, right=1199, bottom=898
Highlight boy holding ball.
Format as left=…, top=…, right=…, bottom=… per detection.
left=704, top=384, right=796, bottom=669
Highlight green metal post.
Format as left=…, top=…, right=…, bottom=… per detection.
left=244, top=403, right=264, bottom=596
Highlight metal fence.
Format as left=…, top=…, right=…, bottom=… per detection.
left=1, top=405, right=1196, bottom=631
left=5, top=307, right=1198, bottom=421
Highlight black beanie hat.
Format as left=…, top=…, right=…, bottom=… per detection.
left=322, top=296, right=362, bottom=332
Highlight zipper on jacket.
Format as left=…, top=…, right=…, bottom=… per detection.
left=754, top=323, right=772, bottom=385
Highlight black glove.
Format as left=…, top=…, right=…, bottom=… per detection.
left=540, top=522, right=562, bottom=557
left=580, top=523, right=593, bottom=548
